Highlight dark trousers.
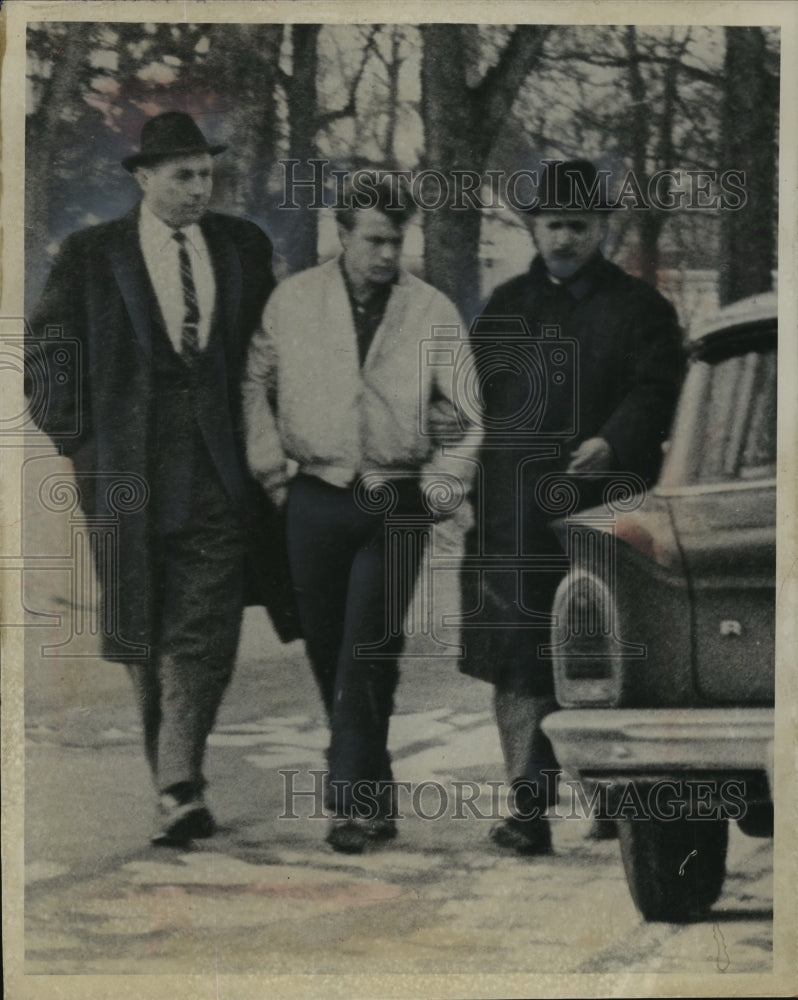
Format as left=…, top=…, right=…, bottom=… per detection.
left=494, top=689, right=560, bottom=816
left=492, top=572, right=562, bottom=817
left=286, top=473, right=423, bottom=816
left=126, top=495, right=246, bottom=796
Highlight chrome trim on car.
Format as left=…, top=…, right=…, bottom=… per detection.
left=653, top=478, right=776, bottom=498
left=688, top=291, right=777, bottom=342
left=542, top=707, right=774, bottom=775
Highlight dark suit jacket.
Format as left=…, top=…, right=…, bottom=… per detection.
left=460, top=252, right=684, bottom=692
left=26, top=207, right=299, bottom=659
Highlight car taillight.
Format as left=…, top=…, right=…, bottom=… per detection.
left=614, top=513, right=679, bottom=571
left=545, top=570, right=642, bottom=708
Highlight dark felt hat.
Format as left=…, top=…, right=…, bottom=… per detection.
left=122, top=111, right=227, bottom=172
left=529, top=159, right=614, bottom=212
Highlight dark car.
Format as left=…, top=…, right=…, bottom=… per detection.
left=541, top=291, right=777, bottom=923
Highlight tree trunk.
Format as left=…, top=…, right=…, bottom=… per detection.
left=420, top=25, right=482, bottom=320
left=282, top=24, right=322, bottom=273
left=420, top=24, right=547, bottom=320
left=718, top=28, right=776, bottom=305
left=25, top=27, right=88, bottom=306
left=383, top=28, right=402, bottom=167
left=622, top=27, right=660, bottom=286
left=207, top=23, right=283, bottom=227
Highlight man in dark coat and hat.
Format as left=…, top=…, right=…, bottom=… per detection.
left=460, top=160, right=684, bottom=854
left=26, top=111, right=297, bottom=845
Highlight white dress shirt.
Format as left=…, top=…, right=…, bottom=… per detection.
left=139, top=203, right=216, bottom=353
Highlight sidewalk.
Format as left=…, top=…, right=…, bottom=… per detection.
left=24, top=614, right=774, bottom=979
left=16, top=460, right=775, bottom=986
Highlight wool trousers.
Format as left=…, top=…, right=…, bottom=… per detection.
left=126, top=495, right=246, bottom=796
left=494, top=688, right=560, bottom=816
left=285, top=473, right=424, bottom=817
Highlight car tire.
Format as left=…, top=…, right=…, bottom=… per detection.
left=617, top=816, right=729, bottom=922
left=736, top=803, right=773, bottom=838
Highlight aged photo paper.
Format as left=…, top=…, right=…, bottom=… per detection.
left=1, top=1, right=796, bottom=998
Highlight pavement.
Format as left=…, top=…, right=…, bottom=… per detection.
left=10, top=445, right=778, bottom=994
left=22, top=612, right=774, bottom=985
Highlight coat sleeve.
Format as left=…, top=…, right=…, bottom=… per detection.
left=243, top=220, right=277, bottom=318
left=466, top=282, right=521, bottom=413
left=599, top=288, right=685, bottom=484
left=24, top=232, right=91, bottom=457
left=241, top=291, right=289, bottom=497
left=232, top=218, right=278, bottom=362
left=421, top=294, right=483, bottom=510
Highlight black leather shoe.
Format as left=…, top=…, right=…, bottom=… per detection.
left=584, top=816, right=618, bottom=840
left=151, top=794, right=216, bottom=846
left=326, top=819, right=370, bottom=854
left=490, top=816, right=552, bottom=856
left=364, top=816, right=397, bottom=841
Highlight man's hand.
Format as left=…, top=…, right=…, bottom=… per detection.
left=427, top=398, right=464, bottom=440
left=253, top=466, right=289, bottom=509
left=567, top=437, right=613, bottom=473
left=268, top=484, right=288, bottom=510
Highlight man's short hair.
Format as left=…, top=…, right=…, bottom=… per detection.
left=335, top=170, right=416, bottom=231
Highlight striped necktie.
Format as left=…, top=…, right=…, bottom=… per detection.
left=172, top=230, right=200, bottom=361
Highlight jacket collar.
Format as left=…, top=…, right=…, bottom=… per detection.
left=322, top=256, right=410, bottom=367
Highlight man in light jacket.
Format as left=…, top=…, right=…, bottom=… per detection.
left=243, top=172, right=477, bottom=853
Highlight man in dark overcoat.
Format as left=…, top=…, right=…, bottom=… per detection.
left=26, top=111, right=297, bottom=845
left=460, top=160, right=684, bottom=854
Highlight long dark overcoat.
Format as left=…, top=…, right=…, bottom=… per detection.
left=460, top=253, right=684, bottom=694
left=27, top=207, right=299, bottom=661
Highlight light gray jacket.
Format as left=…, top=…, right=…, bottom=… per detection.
left=243, top=257, right=480, bottom=501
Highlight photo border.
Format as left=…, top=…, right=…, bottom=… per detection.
left=2, top=2, right=796, bottom=997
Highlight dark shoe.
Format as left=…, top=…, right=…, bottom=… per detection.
left=584, top=816, right=618, bottom=840
left=363, top=816, right=397, bottom=841
left=326, top=818, right=370, bottom=854
left=151, top=794, right=216, bottom=846
left=490, top=816, right=552, bottom=856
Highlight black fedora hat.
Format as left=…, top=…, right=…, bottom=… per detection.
left=528, top=159, right=614, bottom=213
left=122, top=111, right=227, bottom=172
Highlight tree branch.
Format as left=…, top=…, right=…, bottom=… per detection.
left=546, top=48, right=721, bottom=86
left=470, top=24, right=550, bottom=160
left=316, top=26, right=379, bottom=128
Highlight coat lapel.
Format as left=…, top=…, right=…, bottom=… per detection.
left=202, top=215, right=242, bottom=348
left=195, top=216, right=247, bottom=505
left=199, top=215, right=242, bottom=403
left=108, top=207, right=159, bottom=361
left=327, top=259, right=359, bottom=358
left=365, top=270, right=409, bottom=367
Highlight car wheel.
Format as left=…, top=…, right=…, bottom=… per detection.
left=736, top=803, right=773, bottom=838
left=617, top=817, right=728, bottom=922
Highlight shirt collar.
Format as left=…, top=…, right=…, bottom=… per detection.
left=531, top=251, right=606, bottom=301
left=139, top=202, right=203, bottom=252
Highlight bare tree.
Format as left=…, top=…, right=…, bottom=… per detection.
left=26, top=24, right=97, bottom=299
left=619, top=27, right=691, bottom=285
left=203, top=23, right=284, bottom=227
left=278, top=25, right=379, bottom=272
left=420, top=24, right=549, bottom=319
left=718, top=27, right=777, bottom=304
